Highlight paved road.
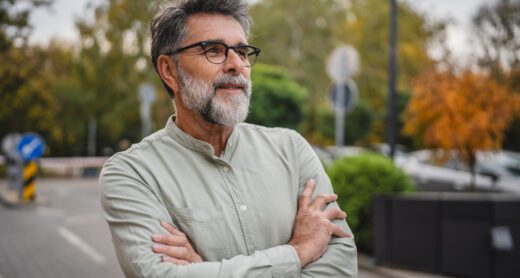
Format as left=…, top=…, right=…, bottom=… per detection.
left=0, top=178, right=124, bottom=278
left=0, top=178, right=446, bottom=278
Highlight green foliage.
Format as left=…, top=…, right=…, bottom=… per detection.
left=250, top=0, right=345, bottom=139
left=248, top=64, right=308, bottom=130
left=54, top=0, right=169, bottom=155
left=250, top=0, right=442, bottom=144
left=0, top=44, right=74, bottom=155
left=336, top=0, right=441, bottom=143
left=317, top=100, right=375, bottom=145
left=0, top=0, right=447, bottom=156
left=327, top=153, right=415, bottom=252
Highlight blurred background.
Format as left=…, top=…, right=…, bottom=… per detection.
left=1, top=0, right=519, bottom=277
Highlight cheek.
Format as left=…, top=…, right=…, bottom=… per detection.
left=242, top=68, right=251, bottom=79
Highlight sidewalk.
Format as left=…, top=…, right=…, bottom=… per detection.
left=358, top=254, right=452, bottom=278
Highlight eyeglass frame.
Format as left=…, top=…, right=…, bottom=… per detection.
left=164, top=40, right=261, bottom=67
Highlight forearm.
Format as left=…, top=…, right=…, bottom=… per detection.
left=168, top=245, right=300, bottom=278
left=100, top=161, right=301, bottom=278
left=105, top=193, right=302, bottom=278
left=291, top=130, right=358, bottom=276
left=112, top=233, right=301, bottom=278
left=301, top=237, right=357, bottom=277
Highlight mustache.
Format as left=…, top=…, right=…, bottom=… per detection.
left=212, top=75, right=249, bottom=91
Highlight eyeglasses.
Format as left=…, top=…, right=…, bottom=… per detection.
left=166, top=40, right=261, bottom=67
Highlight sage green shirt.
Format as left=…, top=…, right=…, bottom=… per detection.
left=99, top=116, right=357, bottom=278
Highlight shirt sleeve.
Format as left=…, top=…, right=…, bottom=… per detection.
left=99, top=160, right=301, bottom=278
left=290, top=131, right=358, bottom=277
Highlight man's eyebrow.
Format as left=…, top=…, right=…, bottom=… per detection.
left=204, top=38, right=249, bottom=46
left=203, top=38, right=225, bottom=44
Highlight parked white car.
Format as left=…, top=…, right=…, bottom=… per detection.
left=401, top=150, right=520, bottom=193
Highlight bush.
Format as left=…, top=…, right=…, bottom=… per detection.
left=248, top=63, right=308, bottom=130
left=327, top=153, right=415, bottom=253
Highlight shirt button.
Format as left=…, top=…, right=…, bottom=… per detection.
left=223, top=166, right=230, bottom=172
left=240, top=205, right=247, bottom=211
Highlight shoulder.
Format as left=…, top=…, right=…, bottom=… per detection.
left=237, top=122, right=302, bottom=141
left=235, top=123, right=310, bottom=155
left=102, top=129, right=171, bottom=172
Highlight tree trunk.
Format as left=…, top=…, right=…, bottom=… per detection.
left=468, top=151, right=477, bottom=192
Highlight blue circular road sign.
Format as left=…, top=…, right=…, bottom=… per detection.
left=17, top=133, right=45, bottom=161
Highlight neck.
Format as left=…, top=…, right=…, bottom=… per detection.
left=175, top=106, right=233, bottom=157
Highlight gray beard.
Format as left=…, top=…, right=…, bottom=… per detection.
left=177, top=65, right=252, bottom=127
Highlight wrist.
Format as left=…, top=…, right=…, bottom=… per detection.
left=289, top=241, right=310, bottom=267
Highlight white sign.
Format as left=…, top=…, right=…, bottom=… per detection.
left=138, top=83, right=156, bottom=138
left=326, top=45, right=359, bottom=84
left=139, top=83, right=156, bottom=104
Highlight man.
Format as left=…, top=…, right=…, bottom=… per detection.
left=99, top=0, right=357, bottom=277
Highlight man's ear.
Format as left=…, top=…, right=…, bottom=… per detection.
left=157, top=55, right=179, bottom=94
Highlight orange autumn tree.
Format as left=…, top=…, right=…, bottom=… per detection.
left=404, top=69, right=520, bottom=188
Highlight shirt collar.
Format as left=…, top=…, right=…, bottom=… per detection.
left=165, top=115, right=239, bottom=159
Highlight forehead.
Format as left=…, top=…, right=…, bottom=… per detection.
left=185, top=13, right=247, bottom=44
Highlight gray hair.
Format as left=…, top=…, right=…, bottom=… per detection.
left=150, top=0, right=251, bottom=97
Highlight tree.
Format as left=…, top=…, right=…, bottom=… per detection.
left=336, top=0, right=443, bottom=144
left=472, top=0, right=520, bottom=151
left=248, top=63, right=308, bottom=130
left=403, top=69, right=520, bottom=188
left=0, top=0, right=51, bottom=52
left=0, top=1, right=73, bottom=156
left=63, top=0, right=168, bottom=155
left=473, top=0, right=520, bottom=75
left=249, top=0, right=345, bottom=141
left=250, top=0, right=443, bottom=145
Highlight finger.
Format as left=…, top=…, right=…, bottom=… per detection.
left=309, top=193, right=337, bottom=210
left=152, top=234, right=187, bottom=247
left=324, top=208, right=347, bottom=221
left=161, top=220, right=182, bottom=235
left=159, top=221, right=198, bottom=253
left=329, top=223, right=350, bottom=238
left=162, top=255, right=189, bottom=265
left=153, top=244, right=189, bottom=259
left=299, top=179, right=316, bottom=208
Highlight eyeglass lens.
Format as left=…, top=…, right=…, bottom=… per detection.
left=202, top=42, right=258, bottom=66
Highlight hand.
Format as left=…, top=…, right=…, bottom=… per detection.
left=152, top=220, right=203, bottom=265
left=289, top=179, right=350, bottom=267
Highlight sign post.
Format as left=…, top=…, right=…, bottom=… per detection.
left=326, top=45, right=360, bottom=147
left=139, top=83, right=156, bottom=138
left=17, top=133, right=45, bottom=203
left=1, top=133, right=23, bottom=204
left=1, top=133, right=44, bottom=205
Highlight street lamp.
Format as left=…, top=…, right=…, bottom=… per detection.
left=388, top=0, right=398, bottom=159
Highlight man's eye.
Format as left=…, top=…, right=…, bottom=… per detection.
left=204, top=46, right=223, bottom=55
left=236, top=48, right=249, bottom=58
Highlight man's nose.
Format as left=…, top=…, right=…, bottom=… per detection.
left=222, top=49, right=244, bottom=74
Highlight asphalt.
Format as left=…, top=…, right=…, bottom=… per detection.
left=0, top=178, right=451, bottom=278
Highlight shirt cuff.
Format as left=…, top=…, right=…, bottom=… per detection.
left=262, top=245, right=301, bottom=277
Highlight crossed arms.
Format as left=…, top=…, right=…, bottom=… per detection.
left=99, top=132, right=357, bottom=277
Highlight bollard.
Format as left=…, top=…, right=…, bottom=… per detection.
left=22, top=160, right=38, bottom=202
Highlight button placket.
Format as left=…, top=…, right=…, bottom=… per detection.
left=222, top=167, right=257, bottom=254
